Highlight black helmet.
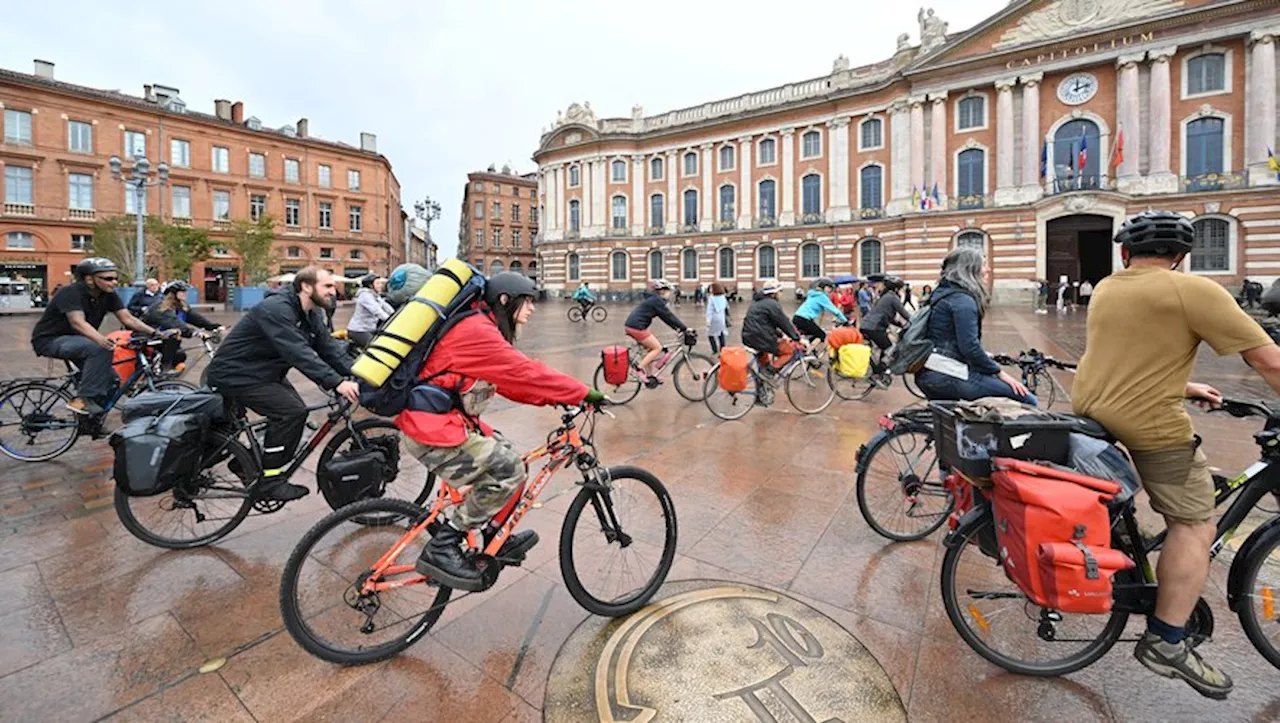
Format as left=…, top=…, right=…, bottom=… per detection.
left=881, top=275, right=904, bottom=291
left=1114, top=211, right=1194, bottom=257
left=161, top=280, right=189, bottom=295
left=74, top=257, right=117, bottom=280
left=360, top=273, right=378, bottom=288
left=813, top=277, right=835, bottom=290
left=485, top=272, right=537, bottom=307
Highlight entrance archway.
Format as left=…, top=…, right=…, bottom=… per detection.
left=1045, top=214, right=1113, bottom=298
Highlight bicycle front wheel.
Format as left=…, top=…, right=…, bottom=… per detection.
left=559, top=466, right=677, bottom=617
left=702, top=364, right=758, bottom=421
left=940, top=515, right=1129, bottom=675
left=593, top=361, right=642, bottom=405
left=1031, top=370, right=1057, bottom=409
left=1236, top=523, right=1280, bottom=669
left=855, top=425, right=951, bottom=541
left=113, top=430, right=254, bottom=548
left=567, top=306, right=584, bottom=323
left=785, top=357, right=835, bottom=414
left=280, top=498, right=452, bottom=665
left=672, top=352, right=714, bottom=402
left=0, top=382, right=80, bottom=462
left=590, top=305, right=608, bottom=322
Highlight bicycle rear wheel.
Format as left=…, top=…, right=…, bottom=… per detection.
left=828, top=367, right=875, bottom=401
left=590, top=305, right=608, bottom=322
left=940, top=515, right=1129, bottom=675
left=785, top=357, right=835, bottom=414
left=113, top=430, right=254, bottom=548
left=855, top=425, right=951, bottom=541
left=671, top=351, right=714, bottom=402
left=0, top=382, right=80, bottom=462
left=593, top=361, right=642, bottom=405
left=702, top=364, right=758, bottom=421
left=567, top=306, right=584, bottom=323
left=559, top=466, right=677, bottom=617
left=1236, top=523, right=1280, bottom=669
left=280, top=498, right=452, bottom=665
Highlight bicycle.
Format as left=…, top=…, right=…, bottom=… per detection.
left=992, top=349, right=1075, bottom=409
left=171, top=327, right=225, bottom=380
left=701, top=338, right=835, bottom=420
left=592, top=332, right=713, bottom=404
left=115, top=395, right=433, bottom=549
left=0, top=334, right=198, bottom=462
left=828, top=336, right=926, bottom=402
left=278, top=402, right=677, bottom=665
left=567, top=300, right=608, bottom=323
left=940, top=398, right=1280, bottom=676
left=853, top=405, right=953, bottom=541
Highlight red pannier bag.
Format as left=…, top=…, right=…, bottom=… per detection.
left=717, top=347, right=752, bottom=393
left=600, top=345, right=631, bottom=386
left=990, top=457, right=1134, bottom=614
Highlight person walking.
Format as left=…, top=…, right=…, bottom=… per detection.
left=1080, top=279, right=1095, bottom=306
left=705, top=282, right=729, bottom=353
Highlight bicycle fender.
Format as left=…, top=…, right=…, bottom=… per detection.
left=943, top=500, right=992, bottom=551
left=853, top=431, right=888, bottom=472
left=1226, top=515, right=1280, bottom=612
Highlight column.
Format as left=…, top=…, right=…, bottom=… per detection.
left=1147, top=46, right=1179, bottom=193
left=887, top=99, right=912, bottom=215
left=909, top=97, right=926, bottom=195
left=1114, top=56, right=1144, bottom=188
left=582, top=160, right=594, bottom=233
left=929, top=92, right=948, bottom=205
left=700, top=143, right=714, bottom=232
left=1019, top=73, right=1043, bottom=200
left=665, top=151, right=678, bottom=234
left=994, top=77, right=1017, bottom=205
left=556, top=166, right=566, bottom=234
left=594, top=158, right=608, bottom=237
left=1249, top=30, right=1278, bottom=185
left=827, top=118, right=851, bottom=222
left=780, top=128, right=796, bottom=225
left=631, top=154, right=645, bottom=235
left=738, top=136, right=753, bottom=229
left=544, top=168, right=556, bottom=236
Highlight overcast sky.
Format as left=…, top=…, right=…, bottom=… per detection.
left=3, top=0, right=1002, bottom=259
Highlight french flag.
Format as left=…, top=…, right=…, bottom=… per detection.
left=1078, top=131, right=1088, bottom=173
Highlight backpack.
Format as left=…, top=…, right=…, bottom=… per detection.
left=886, top=287, right=964, bottom=375
left=717, top=347, right=752, bottom=393
left=358, top=307, right=481, bottom=417
left=990, top=457, right=1134, bottom=614
left=600, top=345, right=631, bottom=386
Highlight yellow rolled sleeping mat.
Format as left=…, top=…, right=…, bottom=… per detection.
left=351, top=258, right=476, bottom=387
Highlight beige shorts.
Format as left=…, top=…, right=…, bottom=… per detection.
left=1128, top=443, right=1215, bottom=524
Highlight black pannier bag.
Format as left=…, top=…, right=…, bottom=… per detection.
left=110, top=414, right=205, bottom=496
left=120, top=390, right=226, bottom=424
left=318, top=447, right=390, bottom=509
left=931, top=399, right=1074, bottom=484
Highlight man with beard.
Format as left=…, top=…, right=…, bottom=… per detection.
left=205, top=266, right=360, bottom=501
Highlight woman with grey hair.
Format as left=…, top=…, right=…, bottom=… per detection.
left=913, top=247, right=1036, bottom=404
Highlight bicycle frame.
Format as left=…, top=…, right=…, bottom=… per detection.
left=210, top=399, right=358, bottom=481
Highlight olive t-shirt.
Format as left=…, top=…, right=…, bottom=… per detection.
left=1073, top=266, right=1272, bottom=451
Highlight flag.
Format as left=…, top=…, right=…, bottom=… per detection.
left=1078, top=130, right=1088, bottom=174
left=1040, top=140, right=1048, bottom=180
left=1109, top=125, right=1124, bottom=170
left=912, top=186, right=920, bottom=209
left=930, top=182, right=941, bottom=209
left=1270, top=147, right=1280, bottom=181
left=921, top=185, right=929, bottom=210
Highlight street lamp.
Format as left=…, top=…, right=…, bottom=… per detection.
left=414, top=196, right=441, bottom=268
left=108, top=154, right=169, bottom=286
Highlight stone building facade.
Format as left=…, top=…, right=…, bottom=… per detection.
left=532, top=0, right=1280, bottom=302
left=0, top=60, right=403, bottom=302
left=457, top=166, right=540, bottom=278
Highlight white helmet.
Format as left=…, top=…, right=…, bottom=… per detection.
left=761, top=280, right=782, bottom=295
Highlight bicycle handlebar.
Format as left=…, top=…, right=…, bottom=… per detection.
left=1210, top=398, right=1276, bottom=420
left=993, top=349, right=1077, bottom=371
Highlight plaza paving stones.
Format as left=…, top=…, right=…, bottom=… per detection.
left=0, top=300, right=1278, bottom=721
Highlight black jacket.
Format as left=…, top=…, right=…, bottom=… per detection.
left=624, top=292, right=687, bottom=332
left=206, top=287, right=351, bottom=390
left=742, top=295, right=798, bottom=351
left=126, top=289, right=161, bottom=316
left=142, top=302, right=218, bottom=337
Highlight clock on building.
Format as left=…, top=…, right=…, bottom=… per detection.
left=1057, top=72, right=1099, bottom=105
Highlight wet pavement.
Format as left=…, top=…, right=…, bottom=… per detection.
left=1, top=300, right=1278, bottom=721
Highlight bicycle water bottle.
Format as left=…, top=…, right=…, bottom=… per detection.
left=654, top=348, right=673, bottom=371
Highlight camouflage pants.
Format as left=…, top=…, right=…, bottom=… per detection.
left=406, top=432, right=526, bottom=529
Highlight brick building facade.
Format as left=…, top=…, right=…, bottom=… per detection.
left=457, top=166, right=540, bottom=278
left=0, top=60, right=403, bottom=302
left=532, top=0, right=1280, bottom=302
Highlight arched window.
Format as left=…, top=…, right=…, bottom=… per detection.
left=650, top=157, right=664, bottom=180
left=489, top=259, right=505, bottom=275
left=649, top=194, right=664, bottom=229
left=957, top=149, right=985, bottom=202
left=801, top=130, right=822, bottom=158
left=719, top=145, right=735, bottom=170
left=611, top=195, right=627, bottom=229
left=567, top=252, right=580, bottom=281
left=757, top=245, right=777, bottom=279
left=800, top=243, right=821, bottom=278
left=955, top=231, right=986, bottom=256
left=1191, top=218, right=1230, bottom=272
left=801, top=174, right=822, bottom=218
left=683, top=189, right=698, bottom=227
left=683, top=152, right=698, bottom=176
left=860, top=165, right=883, bottom=210
left=957, top=96, right=985, bottom=130
left=568, top=165, right=580, bottom=187
left=859, top=239, right=882, bottom=276
left=611, top=159, right=626, bottom=182
left=758, top=180, right=777, bottom=222
left=286, top=245, right=303, bottom=259
left=859, top=118, right=883, bottom=150
left=527, top=260, right=537, bottom=279
left=648, top=250, right=665, bottom=280
left=718, top=247, right=735, bottom=279
left=610, top=251, right=629, bottom=281
left=1188, top=54, right=1226, bottom=95
left=568, top=199, right=580, bottom=231
left=719, top=185, right=736, bottom=222
left=1186, top=118, right=1225, bottom=176
left=682, top=248, right=698, bottom=280
left=509, top=260, right=523, bottom=273
left=1053, top=119, right=1101, bottom=189
left=758, top=138, right=776, bottom=165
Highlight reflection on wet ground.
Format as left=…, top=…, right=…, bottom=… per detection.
left=0, top=301, right=1278, bottom=720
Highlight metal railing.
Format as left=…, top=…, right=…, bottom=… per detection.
left=859, top=207, right=884, bottom=219
left=1181, top=170, right=1248, bottom=193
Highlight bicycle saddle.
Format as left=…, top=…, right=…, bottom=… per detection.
left=1055, top=413, right=1114, bottom=442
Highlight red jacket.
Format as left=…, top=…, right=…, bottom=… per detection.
left=395, top=312, right=589, bottom=446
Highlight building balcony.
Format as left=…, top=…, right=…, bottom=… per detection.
left=949, top=194, right=990, bottom=210
left=801, top=212, right=823, bottom=225
left=716, top=219, right=736, bottom=231
left=1181, top=170, right=1248, bottom=193
left=610, top=226, right=629, bottom=237
left=858, top=207, right=884, bottom=220
left=681, top=223, right=698, bottom=233
left=319, top=227, right=334, bottom=236
left=566, top=229, right=580, bottom=240
left=1046, top=175, right=1110, bottom=195
left=757, top=216, right=778, bottom=229
left=3, top=202, right=35, bottom=217
left=647, top=225, right=666, bottom=236
left=68, top=207, right=95, bottom=221
left=172, top=216, right=192, bottom=227
left=212, top=219, right=233, bottom=231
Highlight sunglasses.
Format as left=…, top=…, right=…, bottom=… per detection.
left=97, top=276, right=119, bottom=282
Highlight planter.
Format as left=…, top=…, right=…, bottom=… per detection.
left=186, top=288, right=199, bottom=307
left=231, top=286, right=267, bottom=311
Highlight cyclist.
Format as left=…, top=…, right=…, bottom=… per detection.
left=571, top=280, right=597, bottom=314
left=141, top=280, right=222, bottom=371
left=204, top=266, right=361, bottom=501
left=126, top=277, right=161, bottom=317
left=401, top=272, right=606, bottom=590
left=347, top=274, right=394, bottom=348
left=860, top=275, right=912, bottom=377
left=742, top=280, right=801, bottom=405
left=792, top=277, right=848, bottom=346
left=1073, top=211, right=1280, bottom=699
left=30, top=258, right=169, bottom=416
left=623, top=279, right=692, bottom=385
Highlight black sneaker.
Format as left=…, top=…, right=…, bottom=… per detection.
left=416, top=522, right=485, bottom=591
left=1134, top=631, right=1233, bottom=699
left=495, top=530, right=540, bottom=564
left=255, top=479, right=309, bottom=502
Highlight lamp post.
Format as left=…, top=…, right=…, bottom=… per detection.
left=109, top=154, right=169, bottom=286
left=413, top=197, right=441, bottom=269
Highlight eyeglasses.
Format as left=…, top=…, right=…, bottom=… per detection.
left=97, top=276, right=119, bottom=282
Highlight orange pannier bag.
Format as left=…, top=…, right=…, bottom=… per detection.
left=108, top=330, right=137, bottom=385
left=772, top=337, right=797, bottom=369
left=826, top=326, right=863, bottom=350
left=990, top=457, right=1134, bottom=614
left=717, top=347, right=752, bottom=393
